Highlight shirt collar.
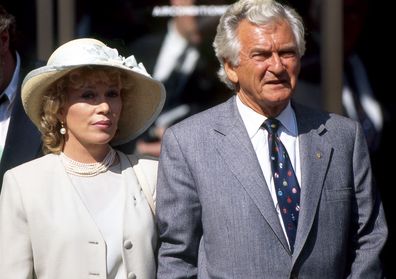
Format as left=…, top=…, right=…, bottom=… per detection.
left=236, top=95, right=298, bottom=138
left=277, top=102, right=298, bottom=136
left=167, top=19, right=188, bottom=50
left=2, top=51, right=21, bottom=105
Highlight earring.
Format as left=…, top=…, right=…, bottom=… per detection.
left=60, top=121, right=66, bottom=135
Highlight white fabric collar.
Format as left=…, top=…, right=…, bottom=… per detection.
left=236, top=95, right=298, bottom=139
left=2, top=51, right=21, bottom=105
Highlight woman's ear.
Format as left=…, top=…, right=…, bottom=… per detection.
left=224, top=61, right=239, bottom=83
left=57, top=108, right=65, bottom=122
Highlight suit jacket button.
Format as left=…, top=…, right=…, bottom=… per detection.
left=127, top=272, right=136, bottom=279
left=124, top=240, right=133, bottom=250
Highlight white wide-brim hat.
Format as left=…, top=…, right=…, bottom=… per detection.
left=21, top=38, right=166, bottom=146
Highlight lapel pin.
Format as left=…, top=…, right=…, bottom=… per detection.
left=316, top=152, right=322, bottom=159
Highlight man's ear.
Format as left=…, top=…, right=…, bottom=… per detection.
left=224, top=60, right=238, bottom=83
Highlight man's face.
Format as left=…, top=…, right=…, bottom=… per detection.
left=0, top=36, right=4, bottom=90
left=225, top=19, right=301, bottom=117
left=343, top=0, right=367, bottom=54
left=172, top=0, right=202, bottom=45
left=0, top=28, right=10, bottom=92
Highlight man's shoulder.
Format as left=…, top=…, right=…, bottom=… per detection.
left=293, top=101, right=358, bottom=127
left=170, top=96, right=234, bottom=129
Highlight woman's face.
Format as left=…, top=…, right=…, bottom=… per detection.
left=60, top=71, right=122, bottom=150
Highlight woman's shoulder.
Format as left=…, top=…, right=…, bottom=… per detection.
left=6, top=153, right=59, bottom=176
left=2, top=154, right=61, bottom=194
left=117, top=151, right=158, bottom=190
left=117, top=151, right=158, bottom=167
left=135, top=155, right=159, bottom=168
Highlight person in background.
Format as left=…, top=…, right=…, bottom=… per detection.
left=156, top=0, right=387, bottom=278
left=293, top=0, right=393, bottom=274
left=0, top=5, right=41, bottom=189
left=295, top=0, right=383, bottom=155
left=127, top=0, right=229, bottom=156
left=0, top=38, right=165, bottom=279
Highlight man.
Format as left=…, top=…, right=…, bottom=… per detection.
left=295, top=0, right=383, bottom=155
left=0, top=5, right=41, bottom=190
left=156, top=0, right=388, bottom=278
left=123, top=0, right=229, bottom=156
left=294, top=1, right=393, bottom=273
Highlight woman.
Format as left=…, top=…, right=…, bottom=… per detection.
left=0, top=38, right=165, bottom=279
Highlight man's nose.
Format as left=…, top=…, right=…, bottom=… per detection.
left=268, top=53, right=284, bottom=74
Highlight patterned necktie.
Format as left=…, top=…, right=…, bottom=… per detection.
left=263, top=118, right=300, bottom=253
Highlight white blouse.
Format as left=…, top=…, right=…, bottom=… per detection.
left=70, top=162, right=126, bottom=279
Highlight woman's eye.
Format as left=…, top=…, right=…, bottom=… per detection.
left=107, top=90, right=120, bottom=98
left=81, top=91, right=96, bottom=99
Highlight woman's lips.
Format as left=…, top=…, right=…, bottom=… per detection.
left=93, top=120, right=112, bottom=128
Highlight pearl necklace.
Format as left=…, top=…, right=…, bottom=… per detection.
left=60, top=148, right=117, bottom=177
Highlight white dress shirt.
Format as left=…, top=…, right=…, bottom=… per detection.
left=342, top=53, right=382, bottom=131
left=0, top=52, right=20, bottom=159
left=236, top=95, right=301, bottom=245
left=153, top=19, right=199, bottom=82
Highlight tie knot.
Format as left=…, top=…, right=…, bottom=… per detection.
left=263, top=118, right=280, bottom=135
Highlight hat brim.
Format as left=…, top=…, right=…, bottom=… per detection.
left=22, top=61, right=166, bottom=146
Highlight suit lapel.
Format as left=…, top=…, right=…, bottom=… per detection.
left=213, top=97, right=290, bottom=252
left=292, top=104, right=333, bottom=261
left=0, top=89, right=41, bottom=185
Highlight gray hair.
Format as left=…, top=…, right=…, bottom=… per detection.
left=213, top=0, right=306, bottom=90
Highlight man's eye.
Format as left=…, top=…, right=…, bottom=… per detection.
left=280, top=51, right=297, bottom=58
left=252, top=52, right=270, bottom=60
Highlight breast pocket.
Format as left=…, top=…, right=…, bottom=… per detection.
left=324, top=188, right=353, bottom=202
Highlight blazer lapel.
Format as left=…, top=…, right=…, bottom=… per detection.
left=51, top=155, right=105, bottom=240
left=292, top=104, right=333, bottom=261
left=118, top=152, right=140, bottom=229
left=213, top=97, right=290, bottom=252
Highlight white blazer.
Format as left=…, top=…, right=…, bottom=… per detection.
left=0, top=151, right=158, bottom=279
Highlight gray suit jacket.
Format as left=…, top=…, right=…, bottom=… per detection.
left=156, top=96, right=388, bottom=278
